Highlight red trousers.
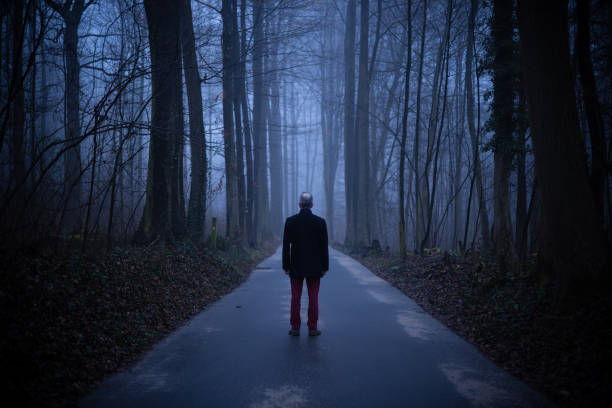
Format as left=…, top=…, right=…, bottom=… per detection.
left=290, top=276, right=320, bottom=330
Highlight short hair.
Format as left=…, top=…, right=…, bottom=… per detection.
left=299, top=192, right=313, bottom=208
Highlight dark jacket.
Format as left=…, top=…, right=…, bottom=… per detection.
left=282, top=208, right=329, bottom=278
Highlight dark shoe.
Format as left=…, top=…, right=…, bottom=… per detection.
left=309, top=329, right=321, bottom=336
left=288, top=329, right=300, bottom=336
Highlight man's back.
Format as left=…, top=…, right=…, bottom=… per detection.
left=282, top=208, right=329, bottom=278
left=283, top=193, right=327, bottom=336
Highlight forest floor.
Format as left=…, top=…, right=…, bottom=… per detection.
left=0, top=237, right=278, bottom=407
left=335, top=244, right=611, bottom=408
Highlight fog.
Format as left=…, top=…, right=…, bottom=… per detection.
left=1, top=0, right=611, bottom=264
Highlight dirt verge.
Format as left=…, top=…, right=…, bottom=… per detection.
left=1, top=240, right=278, bottom=407
left=334, top=244, right=611, bottom=408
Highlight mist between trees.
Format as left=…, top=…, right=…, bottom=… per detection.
left=1, top=0, right=611, bottom=297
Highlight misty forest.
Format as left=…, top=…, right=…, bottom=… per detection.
left=1, top=0, right=611, bottom=406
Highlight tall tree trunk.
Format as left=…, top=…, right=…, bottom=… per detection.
left=29, top=3, right=37, bottom=190
left=453, top=40, right=465, bottom=250
left=290, top=81, right=298, bottom=210
left=222, top=0, right=239, bottom=239
left=282, top=76, right=289, bottom=220
left=421, top=37, right=450, bottom=253
left=343, top=0, right=357, bottom=247
left=465, top=0, right=490, bottom=249
left=320, top=7, right=341, bottom=243
left=10, top=0, right=26, bottom=209
left=399, top=0, right=412, bottom=259
left=230, top=0, right=245, bottom=240
left=171, top=55, right=185, bottom=238
left=321, top=14, right=332, bottom=239
left=412, top=0, right=427, bottom=251
left=528, top=182, right=540, bottom=253
left=107, top=130, right=125, bottom=250
left=107, top=17, right=124, bottom=247
left=47, top=0, right=88, bottom=233
left=181, top=0, right=207, bottom=241
left=63, top=9, right=82, bottom=232
left=261, top=9, right=271, bottom=237
left=240, top=0, right=254, bottom=245
left=576, top=0, right=607, bottom=221
left=252, top=0, right=266, bottom=244
left=515, top=91, right=528, bottom=260
left=40, top=38, right=48, bottom=177
left=291, top=82, right=298, bottom=210
left=268, top=11, right=283, bottom=237
left=492, top=0, right=515, bottom=270
left=136, top=0, right=184, bottom=243
left=355, top=0, right=370, bottom=247
left=517, top=0, right=610, bottom=295
left=421, top=0, right=452, bottom=252
left=365, top=0, right=382, bottom=245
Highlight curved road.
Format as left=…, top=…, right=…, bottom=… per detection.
left=81, top=247, right=554, bottom=407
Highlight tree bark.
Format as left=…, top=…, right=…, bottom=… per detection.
left=343, top=0, right=357, bottom=247
left=136, top=0, right=184, bottom=243
left=576, top=0, right=607, bottom=221
left=421, top=35, right=450, bottom=253
left=29, top=2, right=37, bottom=190
left=240, top=0, right=254, bottom=245
left=252, top=0, right=267, bottom=244
left=453, top=38, right=465, bottom=250
left=515, top=91, right=528, bottom=260
left=222, top=0, right=239, bottom=239
left=465, top=0, right=490, bottom=249
left=172, top=53, right=185, bottom=238
left=282, top=74, right=289, bottom=221
left=320, top=10, right=340, bottom=242
left=492, top=0, right=515, bottom=270
left=46, top=0, right=88, bottom=233
left=399, top=0, right=412, bottom=259
left=181, top=0, right=207, bottom=241
left=412, top=0, right=427, bottom=251
left=10, top=0, right=26, bottom=208
left=355, top=0, right=370, bottom=247
left=230, top=0, right=245, bottom=240
left=517, top=0, right=610, bottom=295
left=420, top=0, right=452, bottom=252
left=292, top=82, right=298, bottom=207
left=268, top=11, right=283, bottom=237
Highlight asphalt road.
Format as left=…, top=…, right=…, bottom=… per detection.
left=81, top=247, right=554, bottom=407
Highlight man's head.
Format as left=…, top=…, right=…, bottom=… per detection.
left=299, top=192, right=313, bottom=209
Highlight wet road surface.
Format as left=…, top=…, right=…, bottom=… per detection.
left=81, top=247, right=554, bottom=407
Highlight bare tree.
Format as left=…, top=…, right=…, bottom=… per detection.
left=491, top=0, right=515, bottom=270
left=465, top=0, right=490, bottom=249
left=355, top=0, right=371, bottom=247
left=517, top=0, right=610, bottom=295
left=576, top=0, right=607, bottom=221
left=46, top=0, right=91, bottom=232
left=231, top=0, right=246, bottom=240
left=268, top=8, right=283, bottom=237
left=222, top=0, right=239, bottom=238
left=9, top=0, right=28, bottom=209
left=412, top=0, right=427, bottom=251
left=320, top=6, right=341, bottom=242
left=343, top=0, right=357, bottom=247
left=181, top=0, right=207, bottom=242
left=136, top=0, right=184, bottom=243
left=399, top=0, right=412, bottom=259
left=240, top=0, right=255, bottom=246
left=251, top=0, right=268, bottom=244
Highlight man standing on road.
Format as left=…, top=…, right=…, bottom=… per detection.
left=282, top=192, right=329, bottom=337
